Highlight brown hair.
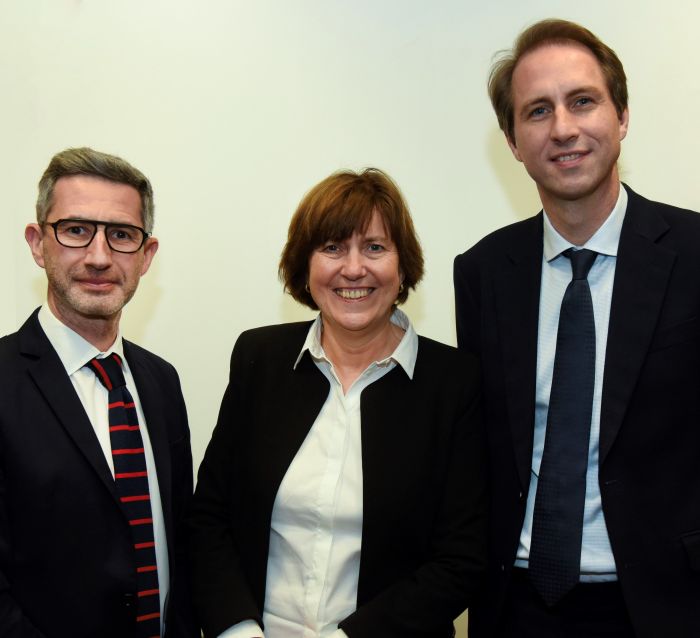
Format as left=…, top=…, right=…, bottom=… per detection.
left=36, top=147, right=155, bottom=232
left=488, top=19, right=628, bottom=143
left=279, top=168, right=424, bottom=310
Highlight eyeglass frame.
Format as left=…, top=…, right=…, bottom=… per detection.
left=44, top=218, right=151, bottom=254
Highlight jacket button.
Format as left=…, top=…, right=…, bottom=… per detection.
left=123, top=593, right=135, bottom=609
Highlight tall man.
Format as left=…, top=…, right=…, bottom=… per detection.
left=0, top=147, right=197, bottom=637
left=454, top=19, right=700, bottom=638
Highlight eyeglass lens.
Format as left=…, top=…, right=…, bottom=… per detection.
left=54, top=220, right=145, bottom=252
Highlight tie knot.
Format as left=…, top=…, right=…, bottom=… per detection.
left=85, top=353, right=126, bottom=391
left=564, top=248, right=598, bottom=281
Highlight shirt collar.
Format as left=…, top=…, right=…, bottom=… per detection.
left=293, top=307, right=419, bottom=379
left=38, top=304, right=125, bottom=376
left=542, top=184, right=628, bottom=262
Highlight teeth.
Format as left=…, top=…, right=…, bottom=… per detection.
left=556, top=153, right=581, bottom=162
left=336, top=288, right=371, bottom=299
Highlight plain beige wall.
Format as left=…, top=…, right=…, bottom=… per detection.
left=2, top=2, right=699, bottom=635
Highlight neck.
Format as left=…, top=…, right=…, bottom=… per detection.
left=47, top=296, right=120, bottom=352
left=320, top=312, right=404, bottom=392
left=540, top=176, right=620, bottom=246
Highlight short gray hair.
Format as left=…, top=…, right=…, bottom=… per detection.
left=36, top=147, right=155, bottom=232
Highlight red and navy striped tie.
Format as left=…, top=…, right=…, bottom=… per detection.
left=86, top=353, right=161, bottom=638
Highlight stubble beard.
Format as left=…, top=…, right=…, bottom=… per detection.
left=45, top=262, right=137, bottom=323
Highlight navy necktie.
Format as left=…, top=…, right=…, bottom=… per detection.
left=86, top=354, right=161, bottom=638
left=529, top=248, right=598, bottom=606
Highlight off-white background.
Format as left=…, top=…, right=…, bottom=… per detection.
left=2, top=2, right=698, bottom=635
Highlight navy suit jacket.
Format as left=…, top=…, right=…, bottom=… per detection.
left=454, top=185, right=700, bottom=637
left=0, top=309, right=197, bottom=637
left=188, top=321, right=488, bottom=638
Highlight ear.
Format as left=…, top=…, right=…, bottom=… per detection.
left=506, top=132, right=523, bottom=162
left=140, top=236, right=159, bottom=276
left=25, top=223, right=46, bottom=268
left=618, top=107, right=629, bottom=141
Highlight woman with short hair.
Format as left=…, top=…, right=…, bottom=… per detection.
left=189, top=168, right=487, bottom=638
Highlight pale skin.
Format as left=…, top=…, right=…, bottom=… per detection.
left=507, top=42, right=629, bottom=245
left=25, top=175, right=158, bottom=351
left=308, top=210, right=405, bottom=393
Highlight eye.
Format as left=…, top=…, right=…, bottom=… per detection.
left=108, top=226, right=139, bottom=242
left=320, top=243, right=341, bottom=254
left=367, top=243, right=385, bottom=253
left=61, top=222, right=91, bottom=236
left=573, top=96, right=593, bottom=108
left=528, top=105, right=549, bottom=119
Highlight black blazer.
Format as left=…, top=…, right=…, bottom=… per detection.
left=0, top=309, right=197, bottom=638
left=454, top=185, right=700, bottom=637
left=188, top=321, right=487, bottom=638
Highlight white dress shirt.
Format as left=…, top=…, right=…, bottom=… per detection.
left=515, top=185, right=627, bottom=581
left=38, top=304, right=169, bottom=634
left=220, top=308, right=418, bottom=638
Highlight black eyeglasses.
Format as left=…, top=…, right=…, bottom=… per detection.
left=45, top=218, right=150, bottom=254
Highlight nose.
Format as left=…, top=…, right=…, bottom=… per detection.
left=550, top=106, right=579, bottom=144
left=83, top=227, right=113, bottom=269
left=341, top=247, right=367, bottom=279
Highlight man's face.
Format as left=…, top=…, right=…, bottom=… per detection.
left=507, top=42, right=629, bottom=211
left=25, top=175, right=158, bottom=333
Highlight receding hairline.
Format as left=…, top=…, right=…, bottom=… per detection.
left=510, top=41, right=618, bottom=118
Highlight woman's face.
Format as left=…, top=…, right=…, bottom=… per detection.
left=308, top=210, right=401, bottom=340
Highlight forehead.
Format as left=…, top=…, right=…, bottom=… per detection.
left=512, top=42, right=608, bottom=102
left=314, top=206, right=392, bottom=244
left=50, top=174, right=142, bottom=225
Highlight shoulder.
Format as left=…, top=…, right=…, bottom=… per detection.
left=233, top=321, right=312, bottom=354
left=623, top=186, right=700, bottom=260
left=229, top=321, right=314, bottom=369
left=123, top=339, right=181, bottom=387
left=454, top=214, right=542, bottom=270
left=0, top=330, right=20, bottom=361
left=626, top=185, right=700, bottom=228
left=414, top=335, right=480, bottom=389
left=0, top=309, right=44, bottom=368
left=124, top=339, right=173, bottom=369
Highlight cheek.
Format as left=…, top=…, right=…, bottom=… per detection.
left=382, top=259, right=402, bottom=287
left=308, top=255, right=332, bottom=287
left=43, top=251, right=74, bottom=278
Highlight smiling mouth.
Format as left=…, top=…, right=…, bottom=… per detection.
left=78, top=279, right=117, bottom=289
left=553, top=152, right=586, bottom=162
left=335, top=288, right=373, bottom=299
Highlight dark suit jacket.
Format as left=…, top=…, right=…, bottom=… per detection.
left=0, top=309, right=197, bottom=638
left=188, top=321, right=487, bottom=638
left=454, top=185, right=700, bottom=637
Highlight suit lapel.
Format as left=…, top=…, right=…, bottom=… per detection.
left=20, top=311, right=120, bottom=503
left=125, top=342, right=176, bottom=541
left=261, top=349, right=330, bottom=501
left=600, top=187, right=675, bottom=463
left=493, top=216, right=544, bottom=489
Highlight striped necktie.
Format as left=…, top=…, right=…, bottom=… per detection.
left=86, top=353, right=161, bottom=638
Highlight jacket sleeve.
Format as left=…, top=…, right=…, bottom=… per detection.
left=0, top=464, right=48, bottom=638
left=163, top=369, right=199, bottom=638
left=187, top=334, right=263, bottom=638
left=454, top=252, right=482, bottom=357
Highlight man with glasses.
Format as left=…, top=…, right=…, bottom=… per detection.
left=0, top=147, right=197, bottom=637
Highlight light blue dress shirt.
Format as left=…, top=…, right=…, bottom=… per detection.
left=515, top=185, right=628, bottom=581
